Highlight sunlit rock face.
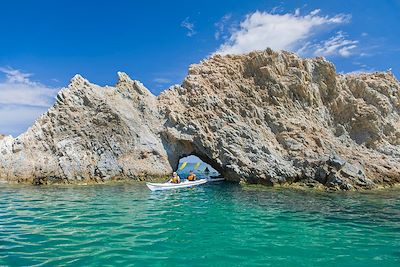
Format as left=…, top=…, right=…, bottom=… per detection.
left=158, top=49, right=400, bottom=189
left=0, top=72, right=172, bottom=184
left=0, top=49, right=399, bottom=189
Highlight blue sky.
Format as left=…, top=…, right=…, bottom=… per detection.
left=0, top=0, right=399, bottom=136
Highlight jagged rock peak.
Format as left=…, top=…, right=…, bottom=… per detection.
left=116, top=71, right=153, bottom=96
left=0, top=48, right=399, bottom=190
left=69, top=74, right=91, bottom=88
left=117, top=71, right=133, bottom=83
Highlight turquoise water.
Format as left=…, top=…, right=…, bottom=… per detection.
left=1, top=182, right=399, bottom=267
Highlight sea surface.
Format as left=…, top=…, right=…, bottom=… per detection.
left=0, top=179, right=399, bottom=266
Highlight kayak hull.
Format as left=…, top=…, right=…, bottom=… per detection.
left=146, top=179, right=207, bottom=191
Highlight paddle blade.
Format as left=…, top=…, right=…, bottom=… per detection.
left=179, top=162, right=187, bottom=170
left=194, top=162, right=201, bottom=169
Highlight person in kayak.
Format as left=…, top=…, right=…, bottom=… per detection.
left=187, top=171, right=197, bottom=181
left=169, top=172, right=181, bottom=184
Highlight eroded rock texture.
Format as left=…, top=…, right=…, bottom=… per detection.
left=1, top=49, right=399, bottom=189
left=0, top=72, right=172, bottom=184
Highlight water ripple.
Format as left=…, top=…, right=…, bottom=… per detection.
left=0, top=183, right=399, bottom=266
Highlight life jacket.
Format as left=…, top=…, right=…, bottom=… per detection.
left=171, top=177, right=180, bottom=183
left=187, top=174, right=196, bottom=181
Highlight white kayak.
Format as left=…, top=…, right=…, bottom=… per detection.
left=146, top=179, right=207, bottom=191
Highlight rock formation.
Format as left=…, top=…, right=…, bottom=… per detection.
left=0, top=49, right=399, bottom=189
left=0, top=73, right=172, bottom=184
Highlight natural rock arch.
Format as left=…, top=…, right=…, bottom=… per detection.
left=0, top=48, right=399, bottom=189
left=160, top=130, right=227, bottom=180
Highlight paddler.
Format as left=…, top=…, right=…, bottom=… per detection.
left=169, top=172, right=181, bottom=184
left=187, top=171, right=196, bottom=181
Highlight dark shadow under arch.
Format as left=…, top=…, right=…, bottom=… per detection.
left=160, top=131, right=227, bottom=179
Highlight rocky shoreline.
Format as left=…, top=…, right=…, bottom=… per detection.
left=3, top=175, right=399, bottom=193
left=2, top=175, right=170, bottom=186
left=0, top=49, right=399, bottom=190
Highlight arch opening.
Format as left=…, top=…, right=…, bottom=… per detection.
left=160, top=131, right=228, bottom=181
left=175, top=154, right=223, bottom=180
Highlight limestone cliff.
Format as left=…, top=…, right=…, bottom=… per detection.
left=0, top=72, right=172, bottom=184
left=0, top=49, right=399, bottom=189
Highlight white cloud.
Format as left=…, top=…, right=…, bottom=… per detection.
left=154, top=77, right=172, bottom=85
left=0, top=67, right=58, bottom=107
left=0, top=105, right=48, bottom=137
left=270, top=6, right=284, bottom=14
left=153, top=77, right=174, bottom=89
left=214, top=14, right=232, bottom=40
left=344, top=68, right=375, bottom=75
left=181, top=17, right=196, bottom=37
left=215, top=9, right=353, bottom=56
left=0, top=67, right=58, bottom=136
left=302, top=31, right=358, bottom=57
